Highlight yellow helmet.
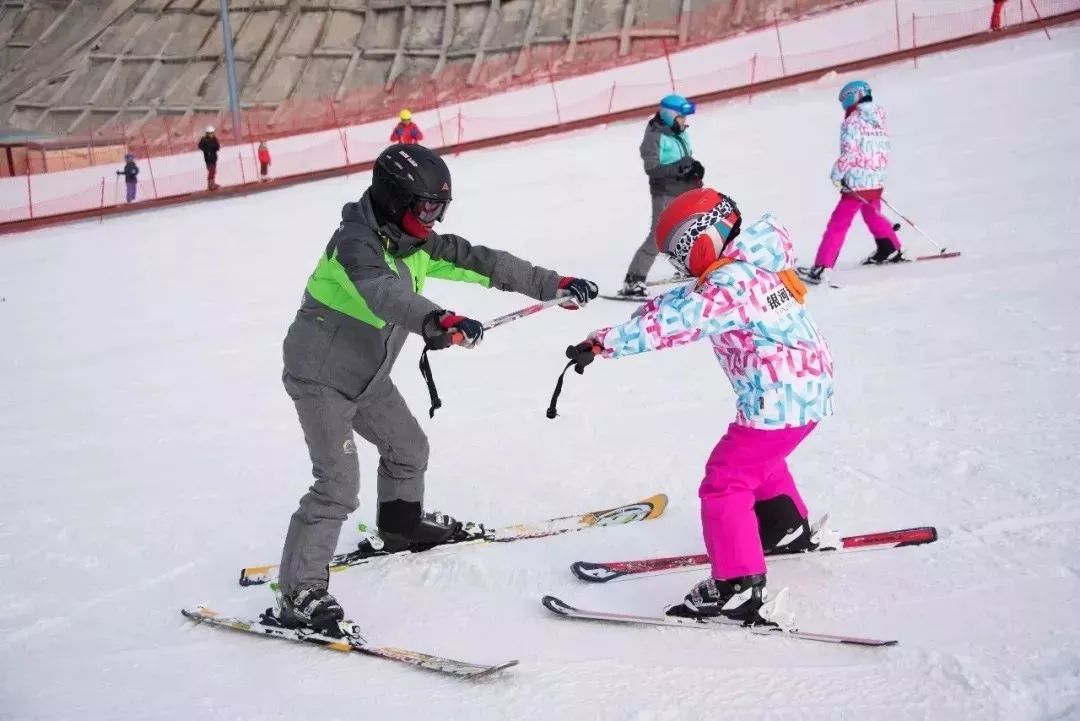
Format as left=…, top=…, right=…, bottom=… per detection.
left=399, top=109, right=412, bottom=122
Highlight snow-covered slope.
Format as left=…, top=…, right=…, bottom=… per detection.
left=1, top=26, right=1078, bottom=721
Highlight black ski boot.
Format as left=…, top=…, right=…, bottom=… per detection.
left=375, top=500, right=486, bottom=553
left=756, top=495, right=818, bottom=556
left=277, top=583, right=345, bottom=635
left=666, top=574, right=768, bottom=623
left=862, top=237, right=908, bottom=265
left=617, top=273, right=647, bottom=298
left=796, top=265, right=829, bottom=286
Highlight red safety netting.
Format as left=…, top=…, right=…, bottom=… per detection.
left=2, top=0, right=1075, bottom=225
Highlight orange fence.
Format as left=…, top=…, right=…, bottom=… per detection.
left=0, top=0, right=1075, bottom=227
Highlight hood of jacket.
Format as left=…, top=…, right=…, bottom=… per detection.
left=721, top=213, right=796, bottom=272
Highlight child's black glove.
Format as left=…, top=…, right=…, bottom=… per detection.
left=565, top=340, right=602, bottom=373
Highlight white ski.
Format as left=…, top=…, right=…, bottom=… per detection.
left=541, top=595, right=897, bottom=647
left=181, top=606, right=518, bottom=679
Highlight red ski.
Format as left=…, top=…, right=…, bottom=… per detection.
left=915, top=251, right=961, bottom=261
left=570, top=525, right=938, bottom=583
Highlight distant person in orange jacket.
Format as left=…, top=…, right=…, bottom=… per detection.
left=990, top=0, right=1007, bottom=31
left=258, top=141, right=271, bottom=180
left=390, top=109, right=424, bottom=145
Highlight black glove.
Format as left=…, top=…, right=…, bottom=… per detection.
left=677, top=158, right=704, bottom=180
left=557, top=277, right=599, bottom=308
left=565, top=340, right=601, bottom=373
left=422, top=310, right=484, bottom=350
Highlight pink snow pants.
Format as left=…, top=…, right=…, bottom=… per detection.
left=700, top=422, right=815, bottom=580
left=814, top=192, right=900, bottom=268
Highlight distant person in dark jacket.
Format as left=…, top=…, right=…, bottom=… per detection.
left=116, top=153, right=139, bottom=203
left=258, top=141, right=271, bottom=180
left=390, top=109, right=424, bottom=145
left=618, top=94, right=704, bottom=298
left=198, top=126, right=220, bottom=190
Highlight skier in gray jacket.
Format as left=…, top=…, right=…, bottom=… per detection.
left=277, top=144, right=598, bottom=633
left=618, top=94, right=705, bottom=298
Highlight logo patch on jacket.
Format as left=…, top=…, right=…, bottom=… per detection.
left=765, top=285, right=796, bottom=316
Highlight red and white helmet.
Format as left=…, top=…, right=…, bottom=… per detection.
left=654, top=188, right=742, bottom=277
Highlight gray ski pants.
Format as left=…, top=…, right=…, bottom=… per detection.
left=278, top=371, right=428, bottom=594
left=625, top=194, right=676, bottom=279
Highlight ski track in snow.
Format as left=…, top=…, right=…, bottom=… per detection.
left=1, top=26, right=1079, bottom=721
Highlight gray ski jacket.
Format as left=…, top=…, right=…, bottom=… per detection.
left=283, top=192, right=563, bottom=399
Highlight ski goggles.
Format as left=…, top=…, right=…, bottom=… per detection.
left=660, top=98, right=696, bottom=117
left=412, top=197, right=449, bottom=224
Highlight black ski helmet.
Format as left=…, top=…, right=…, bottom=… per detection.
left=370, top=144, right=452, bottom=226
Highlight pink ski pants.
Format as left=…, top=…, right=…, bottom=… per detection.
left=814, top=192, right=900, bottom=268
left=700, top=422, right=815, bottom=580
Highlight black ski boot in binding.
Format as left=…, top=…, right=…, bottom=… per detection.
left=617, top=273, right=648, bottom=298
left=666, top=574, right=769, bottom=623
left=375, top=500, right=485, bottom=553
left=796, top=265, right=829, bottom=286
left=277, top=583, right=345, bottom=635
left=756, top=495, right=818, bottom=556
left=862, top=237, right=908, bottom=265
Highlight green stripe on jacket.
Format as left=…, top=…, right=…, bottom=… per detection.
left=306, top=249, right=493, bottom=328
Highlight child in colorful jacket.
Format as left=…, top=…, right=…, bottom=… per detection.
left=567, top=188, right=834, bottom=623
left=798, top=80, right=904, bottom=286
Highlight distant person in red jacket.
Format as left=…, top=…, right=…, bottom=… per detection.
left=258, top=141, right=271, bottom=180
left=990, top=0, right=1007, bottom=31
left=390, top=109, right=424, bottom=145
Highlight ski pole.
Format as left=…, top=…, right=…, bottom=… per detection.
left=841, top=184, right=902, bottom=235
left=878, top=196, right=949, bottom=255
left=842, top=184, right=955, bottom=258
left=483, top=295, right=570, bottom=331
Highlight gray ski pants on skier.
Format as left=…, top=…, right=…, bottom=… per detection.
left=278, top=371, right=428, bottom=594
left=625, top=194, right=676, bottom=279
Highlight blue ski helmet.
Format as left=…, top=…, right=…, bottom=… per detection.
left=658, top=94, right=696, bottom=127
left=838, top=80, right=872, bottom=111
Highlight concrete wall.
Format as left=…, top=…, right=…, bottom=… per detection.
left=0, top=0, right=855, bottom=137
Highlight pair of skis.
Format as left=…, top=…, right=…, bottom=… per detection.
left=184, top=492, right=938, bottom=675
left=184, top=494, right=669, bottom=679
left=545, top=523, right=938, bottom=648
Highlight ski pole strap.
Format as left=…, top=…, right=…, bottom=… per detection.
left=546, top=360, right=577, bottom=419
left=418, top=346, right=443, bottom=418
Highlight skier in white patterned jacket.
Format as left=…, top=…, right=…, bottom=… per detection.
left=567, top=187, right=833, bottom=623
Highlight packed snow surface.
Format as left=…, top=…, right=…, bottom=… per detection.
left=1, top=25, right=1078, bottom=721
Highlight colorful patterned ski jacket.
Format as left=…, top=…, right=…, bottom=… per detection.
left=591, top=214, right=835, bottom=429
left=830, top=102, right=890, bottom=192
